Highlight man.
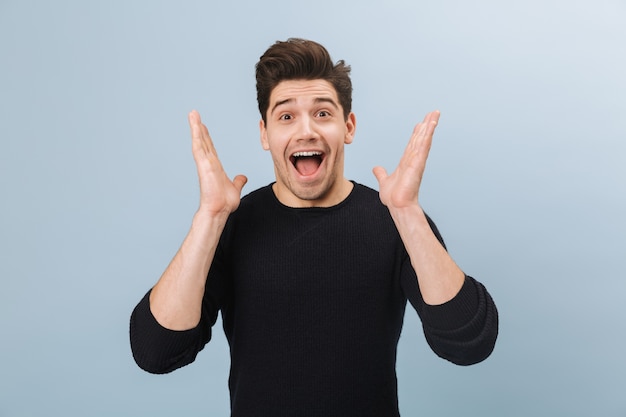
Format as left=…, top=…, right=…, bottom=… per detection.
left=130, top=38, right=498, bottom=416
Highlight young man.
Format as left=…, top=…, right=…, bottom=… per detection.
left=130, top=38, right=498, bottom=416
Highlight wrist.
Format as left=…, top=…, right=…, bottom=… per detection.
left=191, top=208, right=230, bottom=239
left=194, top=205, right=231, bottom=223
left=387, top=202, right=425, bottom=222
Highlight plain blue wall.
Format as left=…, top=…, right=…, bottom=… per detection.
left=1, top=1, right=625, bottom=415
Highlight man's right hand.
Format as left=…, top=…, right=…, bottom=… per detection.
left=189, top=110, right=248, bottom=217
left=148, top=111, right=247, bottom=331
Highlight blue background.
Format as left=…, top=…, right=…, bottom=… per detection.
left=1, top=1, right=624, bottom=415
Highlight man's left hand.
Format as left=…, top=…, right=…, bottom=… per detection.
left=373, top=110, right=440, bottom=209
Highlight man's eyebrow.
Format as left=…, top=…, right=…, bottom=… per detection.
left=270, top=97, right=339, bottom=115
left=270, top=98, right=293, bottom=115
left=314, top=97, right=339, bottom=109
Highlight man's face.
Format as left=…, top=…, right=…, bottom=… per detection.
left=260, top=79, right=356, bottom=207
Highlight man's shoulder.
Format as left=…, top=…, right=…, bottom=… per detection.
left=231, top=184, right=276, bottom=219
left=351, top=181, right=380, bottom=199
left=240, top=183, right=274, bottom=204
left=349, top=181, right=385, bottom=208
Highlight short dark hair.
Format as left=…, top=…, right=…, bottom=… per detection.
left=256, top=38, right=352, bottom=123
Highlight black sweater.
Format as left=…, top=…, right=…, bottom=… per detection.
left=130, top=183, right=498, bottom=416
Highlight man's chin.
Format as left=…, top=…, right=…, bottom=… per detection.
left=275, top=180, right=332, bottom=207
left=292, top=184, right=329, bottom=202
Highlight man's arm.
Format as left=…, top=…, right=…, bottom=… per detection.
left=147, top=110, right=247, bottom=331
left=373, top=111, right=497, bottom=364
left=130, top=111, right=246, bottom=373
left=373, top=111, right=464, bottom=305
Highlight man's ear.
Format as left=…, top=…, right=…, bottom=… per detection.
left=260, top=119, right=269, bottom=150
left=344, top=112, right=356, bottom=144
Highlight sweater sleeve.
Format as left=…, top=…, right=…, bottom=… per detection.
left=410, top=273, right=498, bottom=365
left=401, top=215, right=499, bottom=366
left=129, top=290, right=216, bottom=374
left=129, top=226, right=233, bottom=374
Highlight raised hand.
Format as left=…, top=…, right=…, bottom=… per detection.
left=373, top=110, right=440, bottom=210
left=148, top=112, right=248, bottom=330
left=189, top=110, right=248, bottom=216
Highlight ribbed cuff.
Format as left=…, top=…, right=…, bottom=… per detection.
left=419, top=275, right=481, bottom=331
left=129, top=290, right=205, bottom=374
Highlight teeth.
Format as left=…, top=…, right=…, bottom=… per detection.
left=292, top=151, right=322, bottom=157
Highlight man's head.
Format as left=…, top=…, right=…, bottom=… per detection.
left=256, top=38, right=352, bottom=123
left=256, top=39, right=357, bottom=208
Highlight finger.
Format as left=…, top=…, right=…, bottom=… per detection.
left=423, top=109, right=440, bottom=124
left=189, top=110, right=218, bottom=158
left=189, top=110, right=206, bottom=153
left=407, top=123, right=424, bottom=150
left=372, top=166, right=388, bottom=184
left=409, top=110, right=439, bottom=145
left=188, top=110, right=203, bottom=138
left=199, top=121, right=219, bottom=156
left=419, top=110, right=440, bottom=154
left=407, top=118, right=429, bottom=151
left=425, top=110, right=440, bottom=136
left=409, top=110, right=440, bottom=154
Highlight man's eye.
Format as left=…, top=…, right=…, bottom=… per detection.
left=279, top=114, right=292, bottom=120
left=318, top=111, right=329, bottom=117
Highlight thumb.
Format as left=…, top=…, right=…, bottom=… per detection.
left=372, top=166, right=388, bottom=184
left=233, top=175, right=248, bottom=194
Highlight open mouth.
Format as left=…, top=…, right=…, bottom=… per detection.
left=290, top=151, right=324, bottom=176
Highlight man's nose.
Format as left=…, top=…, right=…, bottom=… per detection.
left=295, top=116, right=317, bottom=141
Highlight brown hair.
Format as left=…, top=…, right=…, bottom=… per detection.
left=255, top=38, right=352, bottom=123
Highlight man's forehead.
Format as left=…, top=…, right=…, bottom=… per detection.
left=270, top=79, right=339, bottom=104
